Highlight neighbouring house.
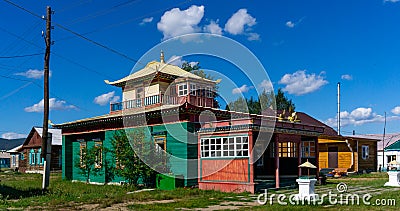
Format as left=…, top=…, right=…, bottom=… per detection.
left=7, top=145, right=23, bottom=170
left=17, top=127, right=62, bottom=173
left=0, top=138, right=25, bottom=169
left=383, top=139, right=400, bottom=170
left=372, top=133, right=400, bottom=171
left=0, top=150, right=10, bottom=169
left=318, top=131, right=379, bottom=174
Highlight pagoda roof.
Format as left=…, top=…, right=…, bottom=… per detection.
left=105, top=61, right=217, bottom=87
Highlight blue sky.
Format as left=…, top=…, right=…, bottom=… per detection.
left=1, top=0, right=400, bottom=139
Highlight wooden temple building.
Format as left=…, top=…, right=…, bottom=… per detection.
left=55, top=52, right=334, bottom=192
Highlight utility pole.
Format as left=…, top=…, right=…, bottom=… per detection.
left=383, top=112, right=386, bottom=171
left=41, top=6, right=52, bottom=190
left=337, top=82, right=341, bottom=135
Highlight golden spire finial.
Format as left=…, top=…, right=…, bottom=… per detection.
left=160, top=50, right=165, bottom=63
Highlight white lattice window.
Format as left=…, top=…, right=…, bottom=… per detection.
left=200, top=135, right=249, bottom=158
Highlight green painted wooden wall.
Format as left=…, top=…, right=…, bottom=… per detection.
left=62, top=122, right=199, bottom=187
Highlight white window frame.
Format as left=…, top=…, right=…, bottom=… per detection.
left=178, top=83, right=188, bottom=96
left=190, top=83, right=196, bottom=96
left=362, top=145, right=369, bottom=160
left=200, top=135, right=249, bottom=158
left=206, top=86, right=213, bottom=98
left=11, top=155, right=16, bottom=167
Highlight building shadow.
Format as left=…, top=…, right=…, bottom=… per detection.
left=0, top=184, right=46, bottom=199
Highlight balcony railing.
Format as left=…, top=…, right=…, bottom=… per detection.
left=110, top=94, right=178, bottom=112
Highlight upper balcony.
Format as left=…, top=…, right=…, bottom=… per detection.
left=110, top=93, right=215, bottom=113
left=110, top=94, right=180, bottom=112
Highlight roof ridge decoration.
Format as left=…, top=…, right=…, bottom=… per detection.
left=104, top=52, right=217, bottom=87
left=277, top=109, right=301, bottom=123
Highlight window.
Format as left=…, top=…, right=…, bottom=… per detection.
left=362, top=145, right=369, bottom=160
left=29, top=149, right=36, bottom=165
left=136, top=88, right=143, bottom=107
left=190, top=83, right=196, bottom=96
left=11, top=155, right=16, bottom=167
left=20, top=153, right=24, bottom=160
left=94, top=140, right=103, bottom=169
left=178, top=83, right=188, bottom=96
left=79, top=140, right=86, bottom=168
left=206, top=86, right=213, bottom=98
left=278, top=142, right=297, bottom=157
left=200, top=135, right=249, bottom=158
left=301, top=141, right=315, bottom=158
left=387, top=155, right=396, bottom=163
left=37, top=148, right=44, bottom=165
left=154, top=134, right=166, bottom=152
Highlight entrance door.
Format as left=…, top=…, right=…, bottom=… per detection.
left=328, top=146, right=338, bottom=168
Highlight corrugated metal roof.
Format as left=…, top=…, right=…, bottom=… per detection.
left=7, top=144, right=22, bottom=153
left=385, top=139, right=400, bottom=151
left=34, top=127, right=62, bottom=146
left=53, top=104, right=182, bottom=127
left=106, top=61, right=216, bottom=86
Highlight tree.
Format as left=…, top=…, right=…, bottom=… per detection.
left=275, top=88, right=295, bottom=111
left=75, top=143, right=104, bottom=183
left=112, top=129, right=170, bottom=186
left=226, top=88, right=295, bottom=114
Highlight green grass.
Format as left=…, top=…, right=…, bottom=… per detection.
left=0, top=171, right=399, bottom=210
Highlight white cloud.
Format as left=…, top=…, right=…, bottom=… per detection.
left=167, top=55, right=184, bottom=67
left=278, top=70, right=328, bottom=95
left=15, top=69, right=52, bottom=79
left=157, top=5, right=204, bottom=40
left=232, top=84, right=253, bottom=94
left=166, top=56, right=199, bottom=69
left=258, top=79, right=273, bottom=91
left=224, top=9, right=256, bottom=35
left=286, top=21, right=295, bottom=28
left=247, top=33, right=260, bottom=41
left=341, top=74, right=353, bottom=80
left=392, top=106, right=400, bottom=115
left=203, top=20, right=222, bottom=35
left=24, top=98, right=76, bottom=112
left=325, top=107, right=400, bottom=127
left=1, top=132, right=26, bottom=139
left=139, top=17, right=153, bottom=25
left=94, top=91, right=120, bottom=106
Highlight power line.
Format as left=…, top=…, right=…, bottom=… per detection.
left=68, top=0, right=142, bottom=25
left=55, top=23, right=139, bottom=63
left=0, top=52, right=44, bottom=59
left=2, top=0, right=43, bottom=19
left=55, top=0, right=192, bottom=42
left=0, top=73, right=91, bottom=112
left=0, top=24, right=113, bottom=79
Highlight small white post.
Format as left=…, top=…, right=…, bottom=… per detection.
left=42, top=132, right=52, bottom=190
